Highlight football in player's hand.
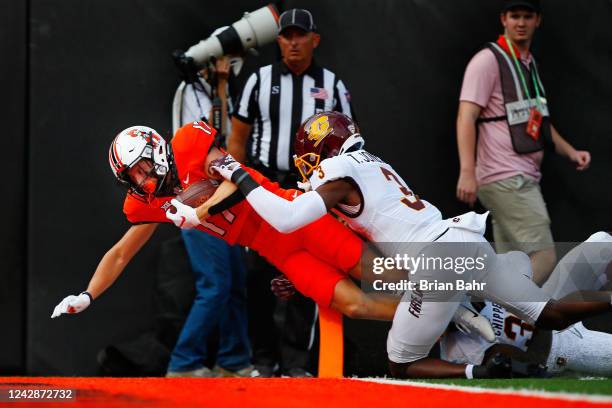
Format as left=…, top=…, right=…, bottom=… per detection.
left=176, top=179, right=219, bottom=208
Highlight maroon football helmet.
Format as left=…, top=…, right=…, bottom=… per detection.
left=293, top=111, right=364, bottom=181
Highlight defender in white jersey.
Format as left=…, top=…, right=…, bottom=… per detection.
left=442, top=303, right=612, bottom=377
left=211, top=111, right=612, bottom=378
left=308, top=149, right=446, bottom=244
left=442, top=232, right=612, bottom=376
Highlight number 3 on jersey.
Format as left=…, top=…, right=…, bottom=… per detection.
left=380, top=167, right=425, bottom=211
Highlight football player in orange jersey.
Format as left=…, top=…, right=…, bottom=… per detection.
left=51, top=120, right=399, bottom=322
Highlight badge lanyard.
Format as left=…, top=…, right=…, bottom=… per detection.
left=505, top=35, right=544, bottom=140
left=504, top=35, right=542, bottom=105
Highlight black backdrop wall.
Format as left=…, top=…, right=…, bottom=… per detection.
left=1, top=0, right=610, bottom=375
left=0, top=0, right=27, bottom=375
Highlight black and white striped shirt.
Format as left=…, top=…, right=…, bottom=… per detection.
left=233, top=61, right=354, bottom=172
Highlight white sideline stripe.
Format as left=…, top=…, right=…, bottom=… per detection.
left=355, top=378, right=612, bottom=404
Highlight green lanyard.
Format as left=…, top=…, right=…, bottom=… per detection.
left=504, top=35, right=542, bottom=107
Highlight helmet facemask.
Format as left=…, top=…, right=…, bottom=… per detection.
left=129, top=159, right=164, bottom=196
left=293, top=152, right=321, bottom=183
left=127, top=133, right=168, bottom=197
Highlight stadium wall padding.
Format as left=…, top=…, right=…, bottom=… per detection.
left=0, top=0, right=27, bottom=375
left=25, top=0, right=274, bottom=375
left=3, top=0, right=610, bottom=374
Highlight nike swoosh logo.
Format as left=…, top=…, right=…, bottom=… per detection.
left=183, top=173, right=190, bottom=184
left=292, top=191, right=299, bottom=199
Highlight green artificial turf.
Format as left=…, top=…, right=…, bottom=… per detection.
left=418, top=378, right=612, bottom=396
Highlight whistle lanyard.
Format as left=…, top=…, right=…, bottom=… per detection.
left=504, top=35, right=542, bottom=107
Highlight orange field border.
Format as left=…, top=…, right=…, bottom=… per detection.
left=1, top=377, right=610, bottom=407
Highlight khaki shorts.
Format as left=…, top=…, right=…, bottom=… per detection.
left=478, top=174, right=554, bottom=254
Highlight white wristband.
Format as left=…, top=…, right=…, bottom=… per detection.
left=465, top=364, right=475, bottom=379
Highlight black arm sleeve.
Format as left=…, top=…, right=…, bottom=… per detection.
left=208, top=188, right=245, bottom=215
left=231, top=168, right=260, bottom=196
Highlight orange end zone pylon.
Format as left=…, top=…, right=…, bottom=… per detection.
left=317, top=306, right=343, bottom=378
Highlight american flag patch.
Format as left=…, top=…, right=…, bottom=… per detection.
left=310, top=87, right=329, bottom=100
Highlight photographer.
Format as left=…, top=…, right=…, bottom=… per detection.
left=167, top=52, right=251, bottom=377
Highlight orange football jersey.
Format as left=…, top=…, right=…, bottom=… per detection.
left=123, top=121, right=296, bottom=245
left=120, top=122, right=365, bottom=306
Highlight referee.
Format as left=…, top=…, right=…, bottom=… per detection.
left=228, top=8, right=354, bottom=176
left=227, top=8, right=355, bottom=377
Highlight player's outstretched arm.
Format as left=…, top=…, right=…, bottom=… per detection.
left=51, top=223, right=158, bottom=318
left=209, top=154, right=350, bottom=233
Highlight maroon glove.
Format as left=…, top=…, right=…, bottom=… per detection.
left=271, top=274, right=295, bottom=300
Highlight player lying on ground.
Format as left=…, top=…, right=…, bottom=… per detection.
left=209, top=111, right=612, bottom=379
left=440, top=232, right=612, bottom=377
left=50, top=121, right=400, bottom=322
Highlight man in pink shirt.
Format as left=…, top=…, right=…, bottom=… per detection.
left=456, top=0, right=591, bottom=285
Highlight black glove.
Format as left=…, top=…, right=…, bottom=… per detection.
left=271, top=274, right=295, bottom=300
left=473, top=353, right=513, bottom=378
left=511, top=360, right=549, bottom=378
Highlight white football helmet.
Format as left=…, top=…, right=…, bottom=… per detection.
left=109, top=126, right=177, bottom=198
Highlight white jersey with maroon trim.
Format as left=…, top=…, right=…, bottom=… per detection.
left=309, top=150, right=446, bottom=243
left=440, top=301, right=535, bottom=365
left=441, top=303, right=612, bottom=376
left=481, top=302, right=536, bottom=351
